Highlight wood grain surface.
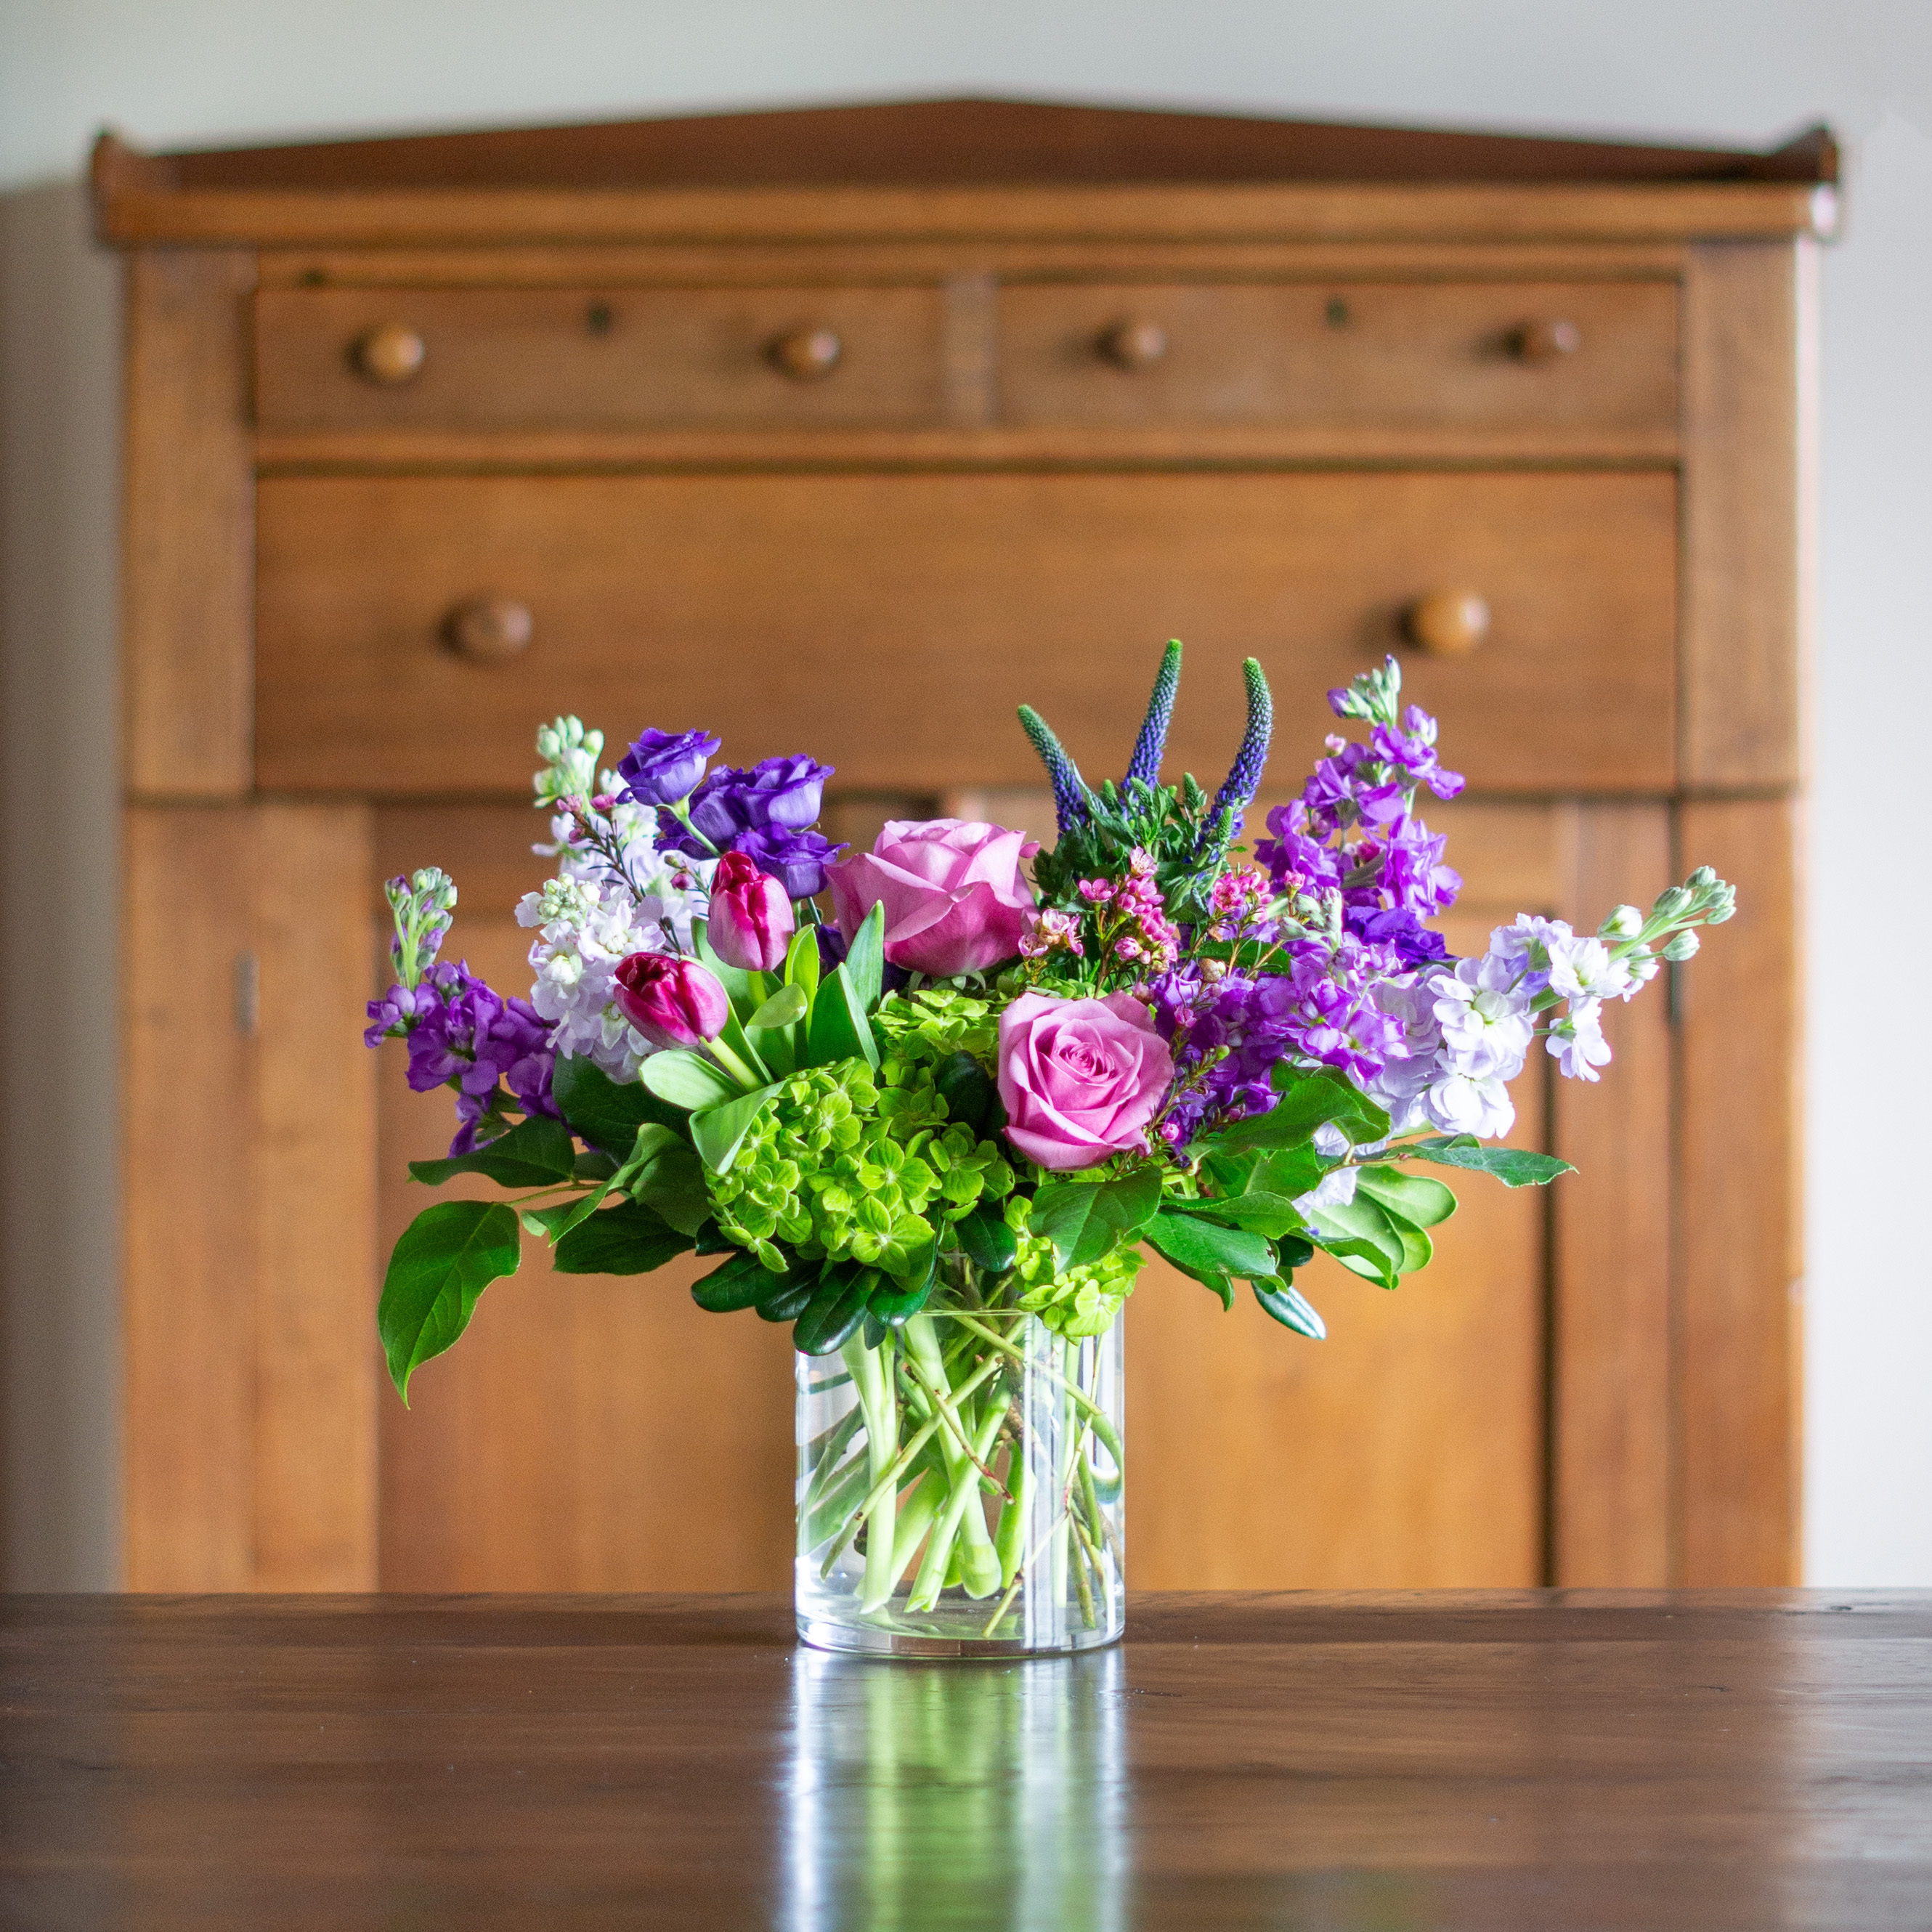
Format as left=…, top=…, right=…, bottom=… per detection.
left=255, top=469, right=1677, bottom=799
left=1, top=1591, right=1924, bottom=1930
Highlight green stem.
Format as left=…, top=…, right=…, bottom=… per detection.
left=951, top=1312, right=1125, bottom=1473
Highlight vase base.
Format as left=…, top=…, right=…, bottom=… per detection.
left=796, top=1613, right=1123, bottom=1660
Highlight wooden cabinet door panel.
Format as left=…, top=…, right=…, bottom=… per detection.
left=257, top=470, right=1676, bottom=799
left=999, top=280, right=1679, bottom=433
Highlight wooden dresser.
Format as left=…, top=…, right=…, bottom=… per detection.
left=92, top=100, right=1826, bottom=1594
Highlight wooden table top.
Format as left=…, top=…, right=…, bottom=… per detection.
left=4, top=1590, right=1928, bottom=1929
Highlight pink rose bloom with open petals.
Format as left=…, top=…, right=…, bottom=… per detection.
left=828, top=819, right=1039, bottom=978
left=997, top=991, right=1174, bottom=1172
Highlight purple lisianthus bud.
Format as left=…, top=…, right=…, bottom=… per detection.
left=612, top=952, right=730, bottom=1050
left=617, top=727, right=723, bottom=808
left=683, top=768, right=750, bottom=847
left=741, top=753, right=833, bottom=829
left=736, top=825, right=844, bottom=900
left=707, top=849, right=796, bottom=971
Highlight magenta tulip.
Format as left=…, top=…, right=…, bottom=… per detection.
left=707, top=849, right=796, bottom=972
left=612, top=951, right=729, bottom=1050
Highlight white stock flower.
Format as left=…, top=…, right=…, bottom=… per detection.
left=1489, top=914, right=1572, bottom=975
left=1547, top=1001, right=1613, bottom=1081
left=1361, top=978, right=1441, bottom=1133
left=1546, top=933, right=1636, bottom=1004
left=1423, top=1068, right=1516, bottom=1140
left=1430, top=954, right=1533, bottom=1082
left=1294, top=1166, right=1360, bottom=1217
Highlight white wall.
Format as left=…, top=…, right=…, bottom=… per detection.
left=2, top=0, right=1926, bottom=1587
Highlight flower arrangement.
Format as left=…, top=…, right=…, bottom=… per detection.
left=368, top=644, right=1732, bottom=1650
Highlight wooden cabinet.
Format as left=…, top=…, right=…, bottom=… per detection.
left=95, top=100, right=1825, bottom=1594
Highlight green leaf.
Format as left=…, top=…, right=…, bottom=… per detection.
left=641, top=1048, right=744, bottom=1113
left=619, top=1122, right=713, bottom=1235
left=747, top=983, right=808, bottom=1031
left=1410, top=1137, right=1576, bottom=1188
left=955, top=1201, right=1019, bottom=1275
left=1201, top=1067, right=1388, bottom=1160
left=1304, top=1196, right=1406, bottom=1290
left=783, top=922, right=822, bottom=1004
left=934, top=1051, right=997, bottom=1135
left=553, top=1198, right=694, bottom=1275
left=691, top=1249, right=781, bottom=1313
left=793, top=1272, right=874, bottom=1355
left=552, top=1054, right=684, bottom=1158
left=407, top=1111, right=576, bottom=1189
left=1356, top=1166, right=1458, bottom=1230
left=519, top=1180, right=611, bottom=1241
left=574, top=1148, right=619, bottom=1182
left=754, top=1274, right=819, bottom=1323
left=689, top=1082, right=782, bottom=1175
left=1164, top=1191, right=1309, bottom=1238
left=1250, top=1144, right=1328, bottom=1201
left=1145, top=1209, right=1275, bottom=1285
left=869, top=1267, right=936, bottom=1328
left=378, top=1200, right=521, bottom=1403
left=1029, top=1169, right=1163, bottom=1271
left=805, top=964, right=879, bottom=1071
left=1253, top=1277, right=1327, bottom=1339
left=843, top=901, right=886, bottom=1015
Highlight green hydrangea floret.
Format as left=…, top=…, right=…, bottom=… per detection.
left=1002, top=1196, right=1145, bottom=1338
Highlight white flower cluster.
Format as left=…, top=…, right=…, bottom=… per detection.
left=1363, top=914, right=1655, bottom=1143
left=518, top=723, right=715, bottom=1078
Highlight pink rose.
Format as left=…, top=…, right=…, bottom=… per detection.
left=707, top=849, right=795, bottom=972
left=997, top=991, right=1174, bottom=1172
left=828, top=819, right=1039, bottom=978
left=613, top=953, right=729, bottom=1050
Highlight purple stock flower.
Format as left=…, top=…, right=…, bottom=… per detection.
left=1370, top=707, right=1464, bottom=802
left=368, top=961, right=558, bottom=1155
left=617, top=727, right=723, bottom=808
left=1254, top=801, right=1343, bottom=897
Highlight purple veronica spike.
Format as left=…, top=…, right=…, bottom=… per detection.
left=1203, top=657, right=1273, bottom=842
left=1124, top=640, right=1183, bottom=790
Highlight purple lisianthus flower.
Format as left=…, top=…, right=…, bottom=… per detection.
left=617, top=726, right=722, bottom=808
left=736, top=825, right=845, bottom=900
left=667, top=752, right=837, bottom=854
left=740, top=754, right=832, bottom=829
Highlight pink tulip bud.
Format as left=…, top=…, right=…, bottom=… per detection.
left=707, top=849, right=796, bottom=972
left=612, top=952, right=729, bottom=1050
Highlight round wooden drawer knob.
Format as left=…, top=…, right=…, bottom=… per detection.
left=768, top=327, right=842, bottom=381
left=1510, top=319, right=1582, bottom=363
left=1405, top=590, right=1491, bottom=657
left=1098, top=319, right=1168, bottom=369
left=442, top=597, right=533, bottom=663
left=352, top=323, right=427, bottom=386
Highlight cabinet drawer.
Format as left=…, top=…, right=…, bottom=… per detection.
left=254, top=286, right=947, bottom=433
left=256, top=471, right=1676, bottom=797
left=999, top=281, right=1678, bottom=434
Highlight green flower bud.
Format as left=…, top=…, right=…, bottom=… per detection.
left=1599, top=904, right=1644, bottom=938
left=1661, top=930, right=1700, bottom=962
left=1686, top=865, right=1717, bottom=888
left=1652, top=885, right=1693, bottom=920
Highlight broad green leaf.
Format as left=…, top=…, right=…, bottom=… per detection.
left=1250, top=1144, right=1328, bottom=1201
left=1271, top=1063, right=1392, bottom=1140
left=689, top=1081, right=782, bottom=1174
left=754, top=1273, right=819, bottom=1323
left=955, top=1202, right=1018, bottom=1275
left=934, top=1051, right=997, bottom=1135
left=553, top=1198, right=693, bottom=1275
left=641, top=1048, right=744, bottom=1112
left=408, top=1111, right=575, bottom=1189
left=1204, top=1068, right=1388, bottom=1160
left=552, top=1054, right=683, bottom=1158
left=747, top=983, right=808, bottom=1030
left=869, top=1265, right=936, bottom=1328
left=794, top=1273, right=873, bottom=1356
left=1253, top=1277, right=1327, bottom=1339
left=620, top=1122, right=713, bottom=1235
left=1356, top=1165, right=1458, bottom=1230
left=691, top=1248, right=783, bottom=1313
left=1395, top=1224, right=1433, bottom=1272
left=1030, top=1169, right=1163, bottom=1271
left=805, top=964, right=879, bottom=1071
left=1410, top=1137, right=1576, bottom=1188
left=843, top=901, right=886, bottom=1015
left=1164, top=1191, right=1308, bottom=1238
left=519, top=1180, right=610, bottom=1241
left=783, top=922, right=821, bottom=1003
left=1304, top=1196, right=1405, bottom=1290
left=378, top=1201, right=521, bottom=1403
left=1145, top=1210, right=1275, bottom=1285
left=574, top=1148, right=619, bottom=1182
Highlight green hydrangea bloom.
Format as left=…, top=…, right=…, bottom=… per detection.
left=707, top=1050, right=1015, bottom=1285
left=1002, top=1196, right=1144, bottom=1338
left=871, top=988, right=1000, bottom=1063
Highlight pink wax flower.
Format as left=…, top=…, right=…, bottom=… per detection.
left=997, top=991, right=1174, bottom=1172
left=707, top=849, right=795, bottom=972
left=828, top=819, right=1039, bottom=978
left=613, top=952, right=729, bottom=1050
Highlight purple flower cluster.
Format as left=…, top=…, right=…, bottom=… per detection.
left=366, top=962, right=557, bottom=1154
left=657, top=755, right=844, bottom=899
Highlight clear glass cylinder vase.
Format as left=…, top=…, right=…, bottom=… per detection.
left=795, top=1262, right=1124, bottom=1657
